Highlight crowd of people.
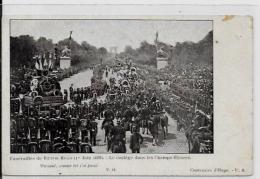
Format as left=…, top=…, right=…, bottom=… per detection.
left=10, top=61, right=168, bottom=153
left=136, top=63, right=213, bottom=114
left=10, top=63, right=95, bottom=98
left=10, top=56, right=214, bottom=154
left=134, top=62, right=213, bottom=153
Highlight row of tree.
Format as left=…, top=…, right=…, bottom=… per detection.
left=119, top=30, right=213, bottom=68
left=10, top=35, right=109, bottom=68
left=119, top=41, right=157, bottom=66
left=10, top=30, right=213, bottom=69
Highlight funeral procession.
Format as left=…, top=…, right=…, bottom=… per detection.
left=9, top=20, right=213, bottom=154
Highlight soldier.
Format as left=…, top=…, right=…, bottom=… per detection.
left=49, top=107, right=57, bottom=118
left=63, top=89, right=68, bottom=102
left=80, top=87, right=84, bottom=100
left=69, top=84, right=74, bottom=100
left=110, top=121, right=126, bottom=153
left=129, top=126, right=143, bottom=153
left=57, top=117, right=69, bottom=140
left=28, top=137, right=38, bottom=153
left=89, top=119, right=98, bottom=146
left=105, top=69, right=108, bottom=78
left=38, top=116, right=46, bottom=139
left=47, top=117, right=56, bottom=142
left=58, top=140, right=72, bottom=153
left=39, top=135, right=52, bottom=153
left=69, top=116, right=79, bottom=138
left=80, top=137, right=93, bottom=153
left=60, top=105, right=68, bottom=118
left=68, top=138, right=77, bottom=153
left=79, top=118, right=88, bottom=142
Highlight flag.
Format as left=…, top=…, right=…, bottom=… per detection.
left=43, top=56, right=48, bottom=67
left=35, top=63, right=39, bottom=70
left=35, top=56, right=40, bottom=70
left=69, top=31, right=73, bottom=40
left=48, top=59, right=52, bottom=70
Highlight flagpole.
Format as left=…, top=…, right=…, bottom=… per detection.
left=69, top=31, right=73, bottom=49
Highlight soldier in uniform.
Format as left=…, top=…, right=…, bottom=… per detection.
left=68, top=138, right=77, bottom=153
left=63, top=89, right=68, bottom=102
left=58, top=140, right=72, bottom=153
left=69, top=84, right=74, bottom=101
left=110, top=121, right=126, bottom=153
left=80, top=137, right=93, bottom=153
left=129, top=126, right=143, bottom=153
left=89, top=119, right=98, bottom=146
left=38, top=116, right=46, bottom=140
left=39, top=134, right=51, bottom=153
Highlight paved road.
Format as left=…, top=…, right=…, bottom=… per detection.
left=60, top=67, right=188, bottom=153
left=60, top=69, right=93, bottom=93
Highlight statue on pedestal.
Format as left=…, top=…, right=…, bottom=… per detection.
left=61, top=45, right=71, bottom=57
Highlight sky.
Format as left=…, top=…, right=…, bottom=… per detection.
left=11, top=19, right=212, bottom=52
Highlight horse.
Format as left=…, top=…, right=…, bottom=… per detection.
left=101, top=120, right=114, bottom=143
left=160, top=114, right=168, bottom=139
left=185, top=126, right=213, bottom=153
left=184, top=112, right=213, bottom=153
left=111, top=140, right=126, bottom=153
left=140, top=118, right=149, bottom=135
left=147, top=115, right=161, bottom=146
left=139, top=108, right=150, bottom=134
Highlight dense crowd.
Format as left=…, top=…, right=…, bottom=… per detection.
left=136, top=63, right=213, bottom=115
left=10, top=64, right=95, bottom=98
left=10, top=62, right=168, bottom=153
left=10, top=58, right=213, bottom=154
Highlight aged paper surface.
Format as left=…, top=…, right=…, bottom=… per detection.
left=2, top=15, right=252, bottom=176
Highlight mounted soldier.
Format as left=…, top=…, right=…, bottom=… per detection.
left=102, top=119, right=114, bottom=144
left=79, top=118, right=89, bottom=142
left=122, top=105, right=134, bottom=131
left=139, top=103, right=150, bottom=134
left=148, top=114, right=161, bottom=146
left=110, top=121, right=126, bottom=153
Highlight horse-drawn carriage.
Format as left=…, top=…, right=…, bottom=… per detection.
left=19, top=69, right=65, bottom=117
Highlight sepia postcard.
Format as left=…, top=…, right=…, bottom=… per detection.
left=1, top=14, right=253, bottom=176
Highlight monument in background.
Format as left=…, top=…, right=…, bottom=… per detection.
left=60, top=46, right=71, bottom=69
left=155, top=31, right=169, bottom=70
left=60, top=31, right=72, bottom=69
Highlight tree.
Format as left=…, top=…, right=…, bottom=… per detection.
left=36, top=37, right=54, bottom=53
left=10, top=35, right=110, bottom=69
left=10, top=35, right=37, bottom=68
left=120, top=41, right=157, bottom=66
left=98, top=47, right=107, bottom=57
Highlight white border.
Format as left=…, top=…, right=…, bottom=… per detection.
left=2, top=4, right=259, bottom=179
